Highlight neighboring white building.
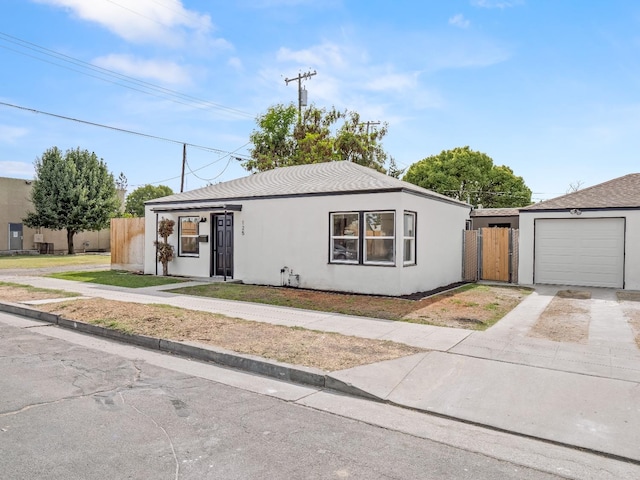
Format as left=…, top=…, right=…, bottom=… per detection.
left=144, top=162, right=471, bottom=296
left=519, top=173, right=640, bottom=290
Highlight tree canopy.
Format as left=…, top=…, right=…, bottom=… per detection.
left=243, top=103, right=389, bottom=173
left=403, top=146, right=532, bottom=208
left=125, top=184, right=174, bottom=217
left=23, top=146, right=120, bottom=254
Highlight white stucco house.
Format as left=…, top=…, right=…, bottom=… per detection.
left=518, top=173, right=640, bottom=290
left=144, top=162, right=471, bottom=296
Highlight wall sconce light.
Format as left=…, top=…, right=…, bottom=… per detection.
left=569, top=209, right=582, bottom=216
left=199, top=217, right=207, bottom=223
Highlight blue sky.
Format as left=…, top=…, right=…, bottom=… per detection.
left=1, top=1, right=639, bottom=201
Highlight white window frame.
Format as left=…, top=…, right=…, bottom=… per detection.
left=364, top=211, right=395, bottom=265
left=403, top=211, right=416, bottom=266
left=179, top=216, right=200, bottom=257
left=330, top=212, right=359, bottom=263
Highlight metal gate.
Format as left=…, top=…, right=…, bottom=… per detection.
left=462, top=228, right=518, bottom=283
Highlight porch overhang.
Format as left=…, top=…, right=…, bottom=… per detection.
left=150, top=203, right=242, bottom=213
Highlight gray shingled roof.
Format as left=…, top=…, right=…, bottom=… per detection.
left=147, top=161, right=469, bottom=207
left=470, top=207, right=520, bottom=217
left=522, top=173, right=640, bottom=211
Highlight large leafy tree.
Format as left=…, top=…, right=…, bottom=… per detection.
left=403, top=146, right=532, bottom=208
left=24, top=147, right=120, bottom=254
left=125, top=184, right=174, bottom=217
left=243, top=103, right=389, bottom=173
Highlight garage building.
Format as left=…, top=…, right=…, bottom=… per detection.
left=518, top=173, right=640, bottom=290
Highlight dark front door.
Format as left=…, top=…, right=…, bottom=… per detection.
left=9, top=223, right=23, bottom=250
left=213, top=214, right=233, bottom=277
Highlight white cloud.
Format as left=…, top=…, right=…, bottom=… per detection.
left=228, top=57, right=244, bottom=70
left=93, top=54, right=192, bottom=85
left=449, top=14, right=470, bottom=28
left=33, top=0, right=223, bottom=48
left=276, top=42, right=347, bottom=69
left=365, top=72, right=419, bottom=92
left=0, top=125, right=29, bottom=143
left=471, top=0, right=524, bottom=8
left=425, top=37, right=511, bottom=70
left=0, top=161, right=34, bottom=177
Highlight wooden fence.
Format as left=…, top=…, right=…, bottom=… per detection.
left=462, top=228, right=519, bottom=283
left=110, top=217, right=145, bottom=272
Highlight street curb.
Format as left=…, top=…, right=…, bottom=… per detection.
left=2, top=300, right=640, bottom=465
left=0, top=301, right=334, bottom=391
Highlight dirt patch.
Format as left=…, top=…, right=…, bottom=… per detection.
left=618, top=291, right=640, bottom=302
left=402, top=285, right=531, bottom=330
left=557, top=289, right=591, bottom=300
left=620, top=300, right=640, bottom=348
left=32, top=298, right=423, bottom=372
left=529, top=296, right=590, bottom=344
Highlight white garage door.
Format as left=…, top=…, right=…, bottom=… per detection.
left=534, top=218, right=625, bottom=288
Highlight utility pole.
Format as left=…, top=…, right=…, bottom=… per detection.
left=180, top=143, right=186, bottom=193
left=362, top=121, right=381, bottom=136
left=361, top=121, right=381, bottom=165
left=284, top=70, right=317, bottom=117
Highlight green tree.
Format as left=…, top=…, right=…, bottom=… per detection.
left=243, top=103, right=390, bottom=173
left=125, top=184, right=174, bottom=217
left=24, top=147, right=120, bottom=254
left=403, top=146, right=532, bottom=207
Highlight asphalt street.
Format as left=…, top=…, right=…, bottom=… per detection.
left=2, top=312, right=637, bottom=480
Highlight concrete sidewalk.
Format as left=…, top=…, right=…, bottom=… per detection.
left=2, top=274, right=640, bottom=463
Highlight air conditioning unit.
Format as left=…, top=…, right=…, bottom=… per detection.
left=34, top=234, right=44, bottom=243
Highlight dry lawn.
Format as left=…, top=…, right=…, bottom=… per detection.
left=33, top=298, right=423, bottom=372
left=402, top=284, right=530, bottom=330
left=0, top=282, right=532, bottom=371
left=529, top=290, right=591, bottom=344
left=0, top=283, right=79, bottom=302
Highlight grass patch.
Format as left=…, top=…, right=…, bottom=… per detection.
left=92, top=318, right=135, bottom=334
left=168, top=282, right=418, bottom=320
left=169, top=282, right=531, bottom=328
left=0, top=254, right=109, bottom=270
left=47, top=270, right=186, bottom=288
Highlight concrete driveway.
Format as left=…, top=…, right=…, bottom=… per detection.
left=484, top=284, right=639, bottom=348
left=448, top=284, right=640, bottom=381
left=328, top=285, right=640, bottom=462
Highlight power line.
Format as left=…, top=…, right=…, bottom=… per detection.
left=0, top=31, right=254, bottom=118
left=0, top=100, right=250, bottom=157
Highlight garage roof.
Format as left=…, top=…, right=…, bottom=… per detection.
left=470, top=207, right=520, bottom=217
left=146, top=161, right=470, bottom=208
left=523, top=173, right=640, bottom=211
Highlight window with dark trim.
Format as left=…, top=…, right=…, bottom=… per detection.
left=403, top=211, right=416, bottom=265
left=179, top=216, right=199, bottom=256
left=330, top=212, right=359, bottom=263
left=364, top=211, right=395, bottom=264
left=329, top=211, right=397, bottom=266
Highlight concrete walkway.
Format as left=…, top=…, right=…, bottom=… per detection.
left=2, top=274, right=640, bottom=463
